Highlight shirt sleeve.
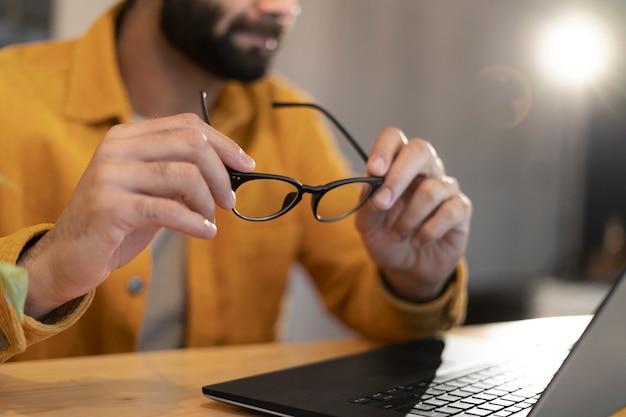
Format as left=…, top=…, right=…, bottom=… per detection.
left=0, top=225, right=95, bottom=363
left=378, top=259, right=468, bottom=335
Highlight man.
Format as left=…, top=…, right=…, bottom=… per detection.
left=0, top=0, right=471, bottom=362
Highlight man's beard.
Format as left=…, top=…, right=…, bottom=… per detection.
left=161, top=0, right=283, bottom=83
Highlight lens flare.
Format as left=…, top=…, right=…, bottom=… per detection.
left=474, top=66, right=533, bottom=129
left=538, top=13, right=611, bottom=85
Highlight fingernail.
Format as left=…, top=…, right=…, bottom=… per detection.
left=374, top=187, right=393, bottom=209
left=240, top=148, right=256, bottom=169
left=204, top=219, right=218, bottom=235
left=228, top=190, right=236, bottom=209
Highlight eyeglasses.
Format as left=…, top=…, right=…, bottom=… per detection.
left=200, top=91, right=384, bottom=222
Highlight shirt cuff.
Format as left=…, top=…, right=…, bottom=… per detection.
left=378, top=259, right=468, bottom=332
left=23, top=291, right=95, bottom=338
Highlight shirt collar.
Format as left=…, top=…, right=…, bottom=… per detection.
left=64, top=2, right=132, bottom=125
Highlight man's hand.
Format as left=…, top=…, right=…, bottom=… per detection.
left=19, top=113, right=255, bottom=319
left=356, top=127, right=472, bottom=302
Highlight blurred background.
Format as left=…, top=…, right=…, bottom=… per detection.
left=2, top=0, right=625, bottom=337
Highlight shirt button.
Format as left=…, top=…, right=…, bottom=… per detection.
left=127, top=276, right=144, bottom=295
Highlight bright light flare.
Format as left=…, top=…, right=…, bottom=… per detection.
left=538, top=14, right=611, bottom=85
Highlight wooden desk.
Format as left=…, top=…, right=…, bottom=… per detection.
left=0, top=316, right=623, bottom=416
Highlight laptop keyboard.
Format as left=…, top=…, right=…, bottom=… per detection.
left=349, top=362, right=559, bottom=416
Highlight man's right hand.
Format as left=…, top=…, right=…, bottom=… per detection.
left=19, top=113, right=255, bottom=319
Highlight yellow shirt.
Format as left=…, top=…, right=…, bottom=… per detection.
left=0, top=4, right=467, bottom=362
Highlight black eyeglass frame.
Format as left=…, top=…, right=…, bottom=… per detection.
left=200, top=91, right=384, bottom=222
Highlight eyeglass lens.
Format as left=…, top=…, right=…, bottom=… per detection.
left=234, top=177, right=299, bottom=220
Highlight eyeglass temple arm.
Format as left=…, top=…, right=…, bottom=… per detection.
left=201, top=92, right=369, bottom=165
left=272, top=102, right=369, bottom=163
left=201, top=91, right=212, bottom=126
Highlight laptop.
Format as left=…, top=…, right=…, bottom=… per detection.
left=202, top=269, right=626, bottom=417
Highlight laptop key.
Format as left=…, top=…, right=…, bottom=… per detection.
left=426, top=388, right=446, bottom=396
left=373, top=397, right=419, bottom=410
left=508, top=409, right=531, bottom=417
left=408, top=410, right=451, bottom=417
left=449, top=401, right=474, bottom=410
left=484, top=389, right=508, bottom=397
left=461, top=385, right=485, bottom=394
left=489, top=398, right=515, bottom=407
left=438, top=394, right=462, bottom=402
left=478, top=403, right=504, bottom=412
left=465, top=408, right=493, bottom=416
left=473, top=393, right=497, bottom=401
left=501, top=394, right=525, bottom=403
left=414, top=403, right=437, bottom=410
left=436, top=406, right=467, bottom=415
left=436, top=384, right=459, bottom=392
left=462, top=397, right=487, bottom=405
left=449, top=390, right=474, bottom=398
left=423, top=398, right=448, bottom=407
left=349, top=397, right=371, bottom=404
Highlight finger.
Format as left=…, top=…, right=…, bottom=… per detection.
left=366, top=127, right=409, bottom=177
left=94, top=189, right=218, bottom=240
left=410, top=192, right=472, bottom=248
left=391, top=176, right=461, bottom=240
left=106, top=161, right=217, bottom=222
left=105, top=113, right=256, bottom=172
left=98, top=125, right=238, bottom=210
left=369, top=133, right=444, bottom=210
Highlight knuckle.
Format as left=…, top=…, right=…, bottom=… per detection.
left=460, top=193, right=473, bottom=212
left=380, top=126, right=409, bottom=146
left=439, top=198, right=468, bottom=229
left=419, top=180, right=440, bottom=202
left=135, top=199, right=160, bottom=222
left=182, top=127, right=209, bottom=152
left=105, top=123, right=127, bottom=139
left=178, top=112, right=203, bottom=125
left=136, top=198, right=178, bottom=223
left=419, top=224, right=439, bottom=242
left=150, top=161, right=200, bottom=184
left=396, top=219, right=416, bottom=237
left=158, top=200, right=180, bottom=222
left=445, top=176, right=459, bottom=188
left=178, top=163, right=201, bottom=183
left=150, top=161, right=171, bottom=179
left=405, top=139, right=439, bottom=164
left=406, top=138, right=430, bottom=153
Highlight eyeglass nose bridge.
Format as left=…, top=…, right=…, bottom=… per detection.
left=272, top=182, right=364, bottom=223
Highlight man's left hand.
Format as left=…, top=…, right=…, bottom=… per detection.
left=356, top=127, right=472, bottom=302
